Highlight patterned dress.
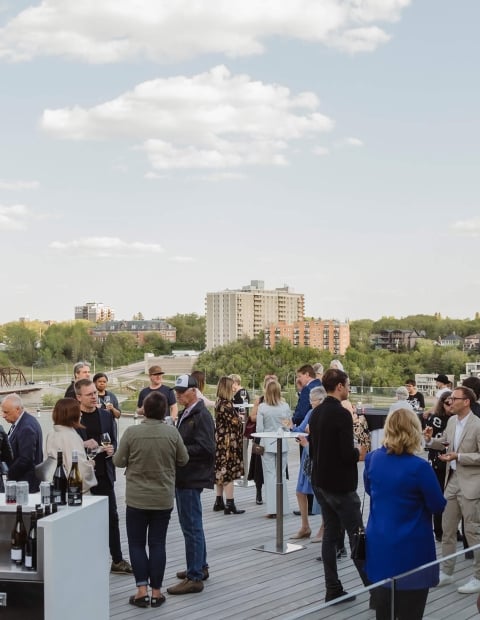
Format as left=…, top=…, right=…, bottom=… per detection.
left=214, top=398, right=244, bottom=484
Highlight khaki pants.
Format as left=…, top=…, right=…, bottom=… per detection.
left=442, top=470, right=480, bottom=578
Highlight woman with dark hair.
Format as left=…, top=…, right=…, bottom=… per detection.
left=45, top=398, right=97, bottom=491
left=113, top=391, right=189, bottom=608
left=364, top=408, right=446, bottom=620
left=423, top=390, right=452, bottom=540
left=213, top=376, right=245, bottom=514
left=93, top=372, right=121, bottom=419
left=191, top=370, right=215, bottom=408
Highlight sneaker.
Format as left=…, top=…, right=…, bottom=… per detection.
left=458, top=577, right=480, bottom=594
left=111, top=559, right=133, bottom=575
left=437, top=571, right=453, bottom=586
left=176, top=567, right=209, bottom=581
left=167, top=578, right=204, bottom=595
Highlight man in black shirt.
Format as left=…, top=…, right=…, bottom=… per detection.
left=309, top=368, right=369, bottom=604
left=75, top=378, right=132, bottom=575
left=405, top=379, right=425, bottom=413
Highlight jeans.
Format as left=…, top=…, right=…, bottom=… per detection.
left=313, top=486, right=369, bottom=598
left=175, top=488, right=207, bottom=581
left=90, top=484, right=123, bottom=563
left=126, top=506, right=172, bottom=589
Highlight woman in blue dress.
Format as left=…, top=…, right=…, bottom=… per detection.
left=364, top=407, right=447, bottom=620
left=288, top=386, right=326, bottom=540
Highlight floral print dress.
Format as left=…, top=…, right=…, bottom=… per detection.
left=214, top=398, right=244, bottom=484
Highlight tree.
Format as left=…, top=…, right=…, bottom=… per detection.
left=3, top=323, right=39, bottom=365
left=167, top=313, right=206, bottom=349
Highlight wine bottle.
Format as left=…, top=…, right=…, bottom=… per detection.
left=11, top=505, right=27, bottom=565
left=52, top=450, right=67, bottom=505
left=67, top=450, right=83, bottom=506
left=25, top=511, right=37, bottom=570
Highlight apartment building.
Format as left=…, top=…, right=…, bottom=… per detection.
left=264, top=319, right=350, bottom=355
left=74, top=302, right=115, bottom=323
left=206, top=280, right=304, bottom=350
left=91, top=320, right=176, bottom=344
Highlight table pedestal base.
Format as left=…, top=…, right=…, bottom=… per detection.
left=234, top=478, right=255, bottom=487
left=253, top=541, right=305, bottom=555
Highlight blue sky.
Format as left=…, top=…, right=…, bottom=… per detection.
left=1, top=0, right=479, bottom=324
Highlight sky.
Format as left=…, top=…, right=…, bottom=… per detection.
left=1, top=0, right=479, bottom=325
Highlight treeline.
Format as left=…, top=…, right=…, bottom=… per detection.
left=0, top=313, right=205, bottom=368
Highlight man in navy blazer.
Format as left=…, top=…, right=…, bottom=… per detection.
left=1, top=393, right=43, bottom=492
left=75, top=378, right=132, bottom=575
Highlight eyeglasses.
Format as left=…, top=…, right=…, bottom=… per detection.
left=445, top=397, right=466, bottom=403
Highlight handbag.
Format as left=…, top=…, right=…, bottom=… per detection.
left=350, top=493, right=366, bottom=561
left=244, top=417, right=256, bottom=439
left=251, top=443, right=265, bottom=456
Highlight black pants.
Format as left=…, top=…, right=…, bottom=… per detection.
left=91, top=483, right=123, bottom=563
left=373, top=586, right=429, bottom=620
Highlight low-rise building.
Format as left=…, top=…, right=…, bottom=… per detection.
left=91, top=320, right=176, bottom=344
left=371, top=329, right=426, bottom=351
left=75, top=302, right=115, bottom=323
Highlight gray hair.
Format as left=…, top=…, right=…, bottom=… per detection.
left=1, top=393, right=23, bottom=409
left=312, top=363, right=324, bottom=376
left=330, top=359, right=344, bottom=371
left=310, top=386, right=327, bottom=404
left=73, top=361, right=90, bottom=377
left=395, top=386, right=409, bottom=399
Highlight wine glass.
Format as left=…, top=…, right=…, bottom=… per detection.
left=100, top=433, right=111, bottom=447
left=86, top=447, right=98, bottom=461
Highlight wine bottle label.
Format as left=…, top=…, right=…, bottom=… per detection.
left=25, top=554, right=33, bottom=568
left=11, top=548, right=22, bottom=561
left=68, top=489, right=82, bottom=506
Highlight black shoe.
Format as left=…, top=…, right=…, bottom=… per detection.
left=465, top=550, right=474, bottom=560
left=369, top=594, right=376, bottom=610
left=224, top=500, right=245, bottom=515
left=129, top=595, right=150, bottom=608
left=457, top=531, right=464, bottom=542
left=325, top=590, right=356, bottom=604
left=316, top=556, right=322, bottom=561
left=256, top=490, right=263, bottom=505
left=336, top=547, right=347, bottom=559
left=213, top=497, right=226, bottom=512
left=293, top=510, right=301, bottom=516
left=435, top=534, right=442, bottom=542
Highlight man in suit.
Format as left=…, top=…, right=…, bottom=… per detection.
left=74, top=378, right=132, bottom=575
left=309, top=368, right=369, bottom=604
left=1, top=393, right=42, bottom=492
left=424, top=385, right=480, bottom=594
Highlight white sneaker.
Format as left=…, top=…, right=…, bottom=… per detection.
left=437, top=571, right=453, bottom=586
left=458, top=577, right=480, bottom=594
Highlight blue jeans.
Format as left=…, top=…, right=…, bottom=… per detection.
left=175, top=488, right=207, bottom=581
left=126, top=506, right=172, bottom=589
left=313, top=486, right=369, bottom=598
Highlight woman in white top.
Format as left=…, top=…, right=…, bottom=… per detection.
left=256, top=380, right=292, bottom=517
left=45, top=398, right=97, bottom=492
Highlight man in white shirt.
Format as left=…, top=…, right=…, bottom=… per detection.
left=424, top=386, right=480, bottom=594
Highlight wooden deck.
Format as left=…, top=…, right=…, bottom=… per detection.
left=108, top=449, right=480, bottom=620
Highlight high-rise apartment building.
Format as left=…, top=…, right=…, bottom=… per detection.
left=206, top=280, right=304, bottom=350
left=74, top=302, right=115, bottom=323
left=264, top=319, right=350, bottom=355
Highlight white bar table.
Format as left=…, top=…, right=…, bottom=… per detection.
left=234, top=403, right=255, bottom=488
left=251, top=431, right=306, bottom=555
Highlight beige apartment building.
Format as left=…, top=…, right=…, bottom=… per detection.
left=206, top=280, right=304, bottom=350
left=264, top=319, right=350, bottom=355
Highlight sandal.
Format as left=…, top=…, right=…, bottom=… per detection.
left=151, top=594, right=166, bottom=608
left=128, top=595, right=150, bottom=608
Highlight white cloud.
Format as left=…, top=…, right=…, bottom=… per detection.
left=0, top=0, right=411, bottom=63
left=334, top=136, right=364, bottom=149
left=312, top=146, right=329, bottom=156
left=451, top=217, right=480, bottom=238
left=169, top=256, right=196, bottom=263
left=0, top=179, right=39, bottom=190
left=41, top=65, right=334, bottom=171
left=0, top=204, right=30, bottom=230
left=49, top=236, right=164, bottom=257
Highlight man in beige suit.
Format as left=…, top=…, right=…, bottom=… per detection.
left=424, top=385, right=480, bottom=594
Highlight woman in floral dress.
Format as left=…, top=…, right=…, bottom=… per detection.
left=213, top=376, right=245, bottom=515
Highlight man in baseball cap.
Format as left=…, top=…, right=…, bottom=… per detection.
left=168, top=373, right=215, bottom=595
left=136, top=365, right=177, bottom=420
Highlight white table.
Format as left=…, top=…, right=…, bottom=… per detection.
left=251, top=431, right=307, bottom=555
left=234, top=403, right=255, bottom=488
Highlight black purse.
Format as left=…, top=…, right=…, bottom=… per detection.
left=351, top=494, right=366, bottom=561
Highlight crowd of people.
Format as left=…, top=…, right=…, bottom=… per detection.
left=2, top=361, right=480, bottom=617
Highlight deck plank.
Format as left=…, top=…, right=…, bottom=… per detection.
left=108, top=448, right=480, bottom=619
